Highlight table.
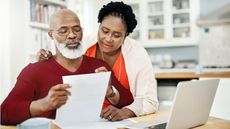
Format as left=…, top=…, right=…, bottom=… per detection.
left=129, top=111, right=230, bottom=129
left=1, top=111, right=230, bottom=129
left=0, top=122, right=60, bottom=129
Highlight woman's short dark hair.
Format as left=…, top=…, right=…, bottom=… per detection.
left=98, top=1, right=137, bottom=36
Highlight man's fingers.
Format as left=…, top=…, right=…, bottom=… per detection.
left=95, top=66, right=108, bottom=73
left=56, top=101, right=67, bottom=109
left=54, top=90, right=71, bottom=96
left=53, top=84, right=71, bottom=90
left=57, top=95, right=68, bottom=102
left=51, top=84, right=71, bottom=95
left=49, top=94, right=69, bottom=109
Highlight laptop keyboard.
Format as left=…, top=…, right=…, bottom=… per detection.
left=125, top=117, right=168, bottom=129
left=144, top=123, right=167, bottom=129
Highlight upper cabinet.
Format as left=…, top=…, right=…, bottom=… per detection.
left=127, top=0, right=200, bottom=48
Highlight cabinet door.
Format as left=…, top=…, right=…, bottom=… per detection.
left=170, top=0, right=200, bottom=46
left=172, top=0, right=191, bottom=38
left=147, top=0, right=165, bottom=40
left=127, top=0, right=200, bottom=48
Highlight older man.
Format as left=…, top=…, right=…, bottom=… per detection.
left=0, top=9, right=133, bottom=125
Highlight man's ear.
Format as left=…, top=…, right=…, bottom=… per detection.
left=48, top=31, right=54, bottom=40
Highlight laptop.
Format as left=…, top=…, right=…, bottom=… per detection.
left=127, top=79, right=220, bottom=129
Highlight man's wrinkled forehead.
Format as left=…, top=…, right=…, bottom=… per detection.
left=49, top=9, right=80, bottom=29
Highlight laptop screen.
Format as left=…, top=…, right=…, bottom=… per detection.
left=126, top=79, right=219, bottom=129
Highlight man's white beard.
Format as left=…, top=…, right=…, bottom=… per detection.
left=53, top=39, right=83, bottom=59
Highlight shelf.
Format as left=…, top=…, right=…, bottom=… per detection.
left=197, top=18, right=230, bottom=26
left=143, top=40, right=198, bottom=48
left=148, top=0, right=164, bottom=2
left=172, top=23, right=190, bottom=28
left=172, top=9, right=190, bottom=14
left=29, top=22, right=49, bottom=30
left=35, top=0, right=67, bottom=7
left=149, top=25, right=164, bottom=29
left=148, top=12, right=164, bottom=16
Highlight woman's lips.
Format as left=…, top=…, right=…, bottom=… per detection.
left=102, top=43, right=112, bottom=49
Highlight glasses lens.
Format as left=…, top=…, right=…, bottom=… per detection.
left=55, top=26, right=82, bottom=37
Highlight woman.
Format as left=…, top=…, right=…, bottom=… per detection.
left=39, top=1, right=158, bottom=121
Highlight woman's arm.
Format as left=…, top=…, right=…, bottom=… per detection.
left=122, top=37, right=159, bottom=116
left=110, top=73, right=134, bottom=108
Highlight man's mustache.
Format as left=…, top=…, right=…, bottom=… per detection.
left=65, top=41, right=81, bottom=48
left=66, top=40, right=81, bottom=44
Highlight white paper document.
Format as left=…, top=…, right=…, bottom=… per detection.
left=54, top=119, right=136, bottom=129
left=55, top=72, right=111, bottom=127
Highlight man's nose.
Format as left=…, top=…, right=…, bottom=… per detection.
left=67, top=30, right=77, bottom=39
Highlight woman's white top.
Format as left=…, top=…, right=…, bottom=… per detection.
left=83, top=35, right=159, bottom=116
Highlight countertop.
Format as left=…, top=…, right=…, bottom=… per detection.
left=155, top=68, right=230, bottom=79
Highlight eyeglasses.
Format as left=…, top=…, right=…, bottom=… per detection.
left=52, top=26, right=83, bottom=37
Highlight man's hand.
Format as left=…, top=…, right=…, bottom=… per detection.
left=36, top=49, right=52, bottom=62
left=100, top=105, right=136, bottom=121
left=42, top=84, right=71, bottom=111
left=30, top=84, right=71, bottom=116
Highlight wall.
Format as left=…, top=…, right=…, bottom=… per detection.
left=10, top=0, right=28, bottom=85
left=81, top=0, right=103, bottom=35
left=0, top=1, right=11, bottom=103
left=0, top=0, right=28, bottom=102
left=200, top=0, right=230, bottom=17
left=81, top=0, right=122, bottom=35
left=9, top=0, right=28, bottom=86
left=199, top=25, right=230, bottom=67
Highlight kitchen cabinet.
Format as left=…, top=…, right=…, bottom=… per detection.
left=127, top=0, right=200, bottom=48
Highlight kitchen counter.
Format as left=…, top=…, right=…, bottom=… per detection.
left=155, top=68, right=230, bottom=79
